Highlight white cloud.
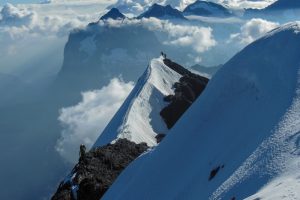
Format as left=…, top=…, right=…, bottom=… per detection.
left=217, top=0, right=276, bottom=9
left=55, top=78, right=134, bottom=163
left=110, top=0, right=195, bottom=12
left=0, top=1, right=110, bottom=76
left=110, top=0, right=276, bottom=12
left=229, top=18, right=279, bottom=45
left=163, top=23, right=217, bottom=53
left=0, top=3, right=37, bottom=27
left=0, top=3, right=91, bottom=39
left=100, top=17, right=217, bottom=53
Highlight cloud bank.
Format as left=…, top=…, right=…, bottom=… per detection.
left=55, top=78, right=134, bottom=163
left=101, top=17, right=217, bottom=53
left=0, top=3, right=91, bottom=39
left=110, top=0, right=276, bottom=13
left=0, top=3, right=36, bottom=27
left=219, top=0, right=276, bottom=9
left=229, top=18, right=279, bottom=45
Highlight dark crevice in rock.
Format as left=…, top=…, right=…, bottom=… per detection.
left=51, top=139, right=148, bottom=200
left=160, top=58, right=209, bottom=129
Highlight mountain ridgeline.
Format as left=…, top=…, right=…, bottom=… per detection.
left=52, top=57, right=209, bottom=200
left=101, top=22, right=300, bottom=200
left=161, top=58, right=209, bottom=129
left=183, top=0, right=233, bottom=17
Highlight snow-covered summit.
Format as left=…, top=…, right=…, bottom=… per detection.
left=137, top=3, right=186, bottom=20
left=100, top=8, right=126, bottom=21
left=102, top=22, right=300, bottom=200
left=183, top=0, right=232, bottom=17
left=93, top=57, right=182, bottom=147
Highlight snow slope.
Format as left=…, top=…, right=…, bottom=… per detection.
left=93, top=57, right=182, bottom=147
left=102, top=22, right=300, bottom=199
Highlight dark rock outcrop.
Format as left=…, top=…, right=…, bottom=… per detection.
left=208, top=164, right=224, bottom=181
left=155, top=133, right=166, bottom=143
left=137, top=3, right=187, bottom=20
left=161, top=59, right=209, bottom=129
left=264, top=0, right=300, bottom=11
left=100, top=8, right=126, bottom=21
left=51, top=139, right=148, bottom=200
left=183, top=0, right=232, bottom=17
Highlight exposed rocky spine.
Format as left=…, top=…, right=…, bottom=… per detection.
left=52, top=57, right=209, bottom=199
left=51, top=139, right=148, bottom=200
left=160, top=58, right=209, bottom=129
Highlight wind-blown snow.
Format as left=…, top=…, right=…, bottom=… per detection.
left=93, top=57, right=182, bottom=147
left=102, top=22, right=300, bottom=200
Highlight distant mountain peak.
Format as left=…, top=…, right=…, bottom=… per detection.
left=100, top=8, right=126, bottom=21
left=137, top=3, right=187, bottom=20
left=265, top=0, right=300, bottom=10
left=183, top=0, right=232, bottom=17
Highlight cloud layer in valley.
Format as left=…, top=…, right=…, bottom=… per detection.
left=100, top=17, right=217, bottom=54
left=0, top=1, right=110, bottom=81
left=55, top=78, right=134, bottom=163
left=110, top=0, right=276, bottom=13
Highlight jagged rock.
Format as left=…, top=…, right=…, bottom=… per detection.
left=183, top=0, right=232, bottom=17
left=161, top=59, right=209, bottom=129
left=100, top=8, right=126, bottom=21
left=51, top=139, right=148, bottom=200
left=155, top=133, right=166, bottom=143
left=137, top=4, right=187, bottom=20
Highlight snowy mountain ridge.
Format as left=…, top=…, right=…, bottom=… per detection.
left=52, top=55, right=209, bottom=200
left=93, top=56, right=182, bottom=147
left=101, top=22, right=300, bottom=200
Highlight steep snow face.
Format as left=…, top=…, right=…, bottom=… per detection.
left=245, top=169, right=300, bottom=200
left=93, top=57, right=182, bottom=147
left=102, top=22, right=300, bottom=200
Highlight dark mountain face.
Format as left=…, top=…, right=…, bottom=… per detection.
left=137, top=3, right=187, bottom=20
left=265, top=0, right=300, bottom=10
left=100, top=8, right=126, bottom=21
left=245, top=0, right=300, bottom=19
left=51, top=139, right=148, bottom=200
left=183, top=0, right=232, bottom=17
left=55, top=23, right=163, bottom=102
left=160, top=58, right=209, bottom=129
left=190, top=64, right=222, bottom=77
